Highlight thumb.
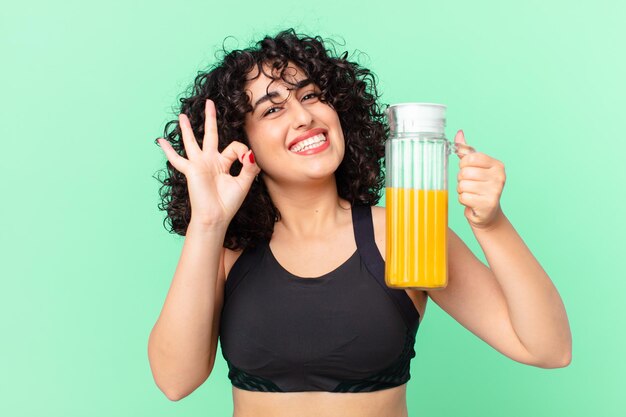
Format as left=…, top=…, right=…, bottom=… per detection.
left=454, top=129, right=466, bottom=145
left=453, top=129, right=473, bottom=158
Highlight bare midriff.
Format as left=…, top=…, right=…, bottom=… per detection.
left=232, top=384, right=409, bottom=417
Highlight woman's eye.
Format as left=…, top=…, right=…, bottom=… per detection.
left=262, top=93, right=319, bottom=117
left=303, top=92, right=319, bottom=100
left=263, top=106, right=281, bottom=117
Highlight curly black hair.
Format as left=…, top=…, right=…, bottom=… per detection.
left=153, top=28, right=389, bottom=250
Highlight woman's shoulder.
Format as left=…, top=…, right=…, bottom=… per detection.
left=369, top=204, right=386, bottom=227
left=370, top=205, right=386, bottom=215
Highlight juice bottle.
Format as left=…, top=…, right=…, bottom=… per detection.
left=384, top=103, right=474, bottom=290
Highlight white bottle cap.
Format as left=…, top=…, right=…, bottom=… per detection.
left=386, top=103, right=447, bottom=135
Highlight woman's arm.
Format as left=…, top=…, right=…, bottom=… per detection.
left=428, top=218, right=571, bottom=369
left=427, top=130, right=572, bottom=368
left=147, top=221, right=226, bottom=400
left=470, top=208, right=571, bottom=366
left=150, top=100, right=260, bottom=400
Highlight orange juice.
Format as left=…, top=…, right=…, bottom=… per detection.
left=385, top=187, right=448, bottom=289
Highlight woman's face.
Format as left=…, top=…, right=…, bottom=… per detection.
left=243, top=62, right=345, bottom=186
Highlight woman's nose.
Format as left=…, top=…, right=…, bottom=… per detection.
left=290, top=100, right=313, bottom=128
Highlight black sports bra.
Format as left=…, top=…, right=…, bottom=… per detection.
left=219, top=205, right=420, bottom=392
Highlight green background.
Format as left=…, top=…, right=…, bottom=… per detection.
left=1, top=0, right=623, bottom=416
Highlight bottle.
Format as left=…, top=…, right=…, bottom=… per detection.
left=384, top=103, right=474, bottom=290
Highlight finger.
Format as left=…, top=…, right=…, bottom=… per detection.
left=453, top=130, right=476, bottom=158
left=203, top=99, right=219, bottom=153
left=455, top=143, right=476, bottom=159
left=458, top=191, right=482, bottom=206
left=459, top=192, right=499, bottom=211
left=236, top=150, right=261, bottom=185
left=218, top=141, right=250, bottom=169
left=458, top=167, right=491, bottom=181
left=156, top=138, right=190, bottom=174
left=178, top=113, right=202, bottom=159
left=457, top=180, right=489, bottom=196
left=459, top=152, right=495, bottom=169
left=454, top=129, right=466, bottom=144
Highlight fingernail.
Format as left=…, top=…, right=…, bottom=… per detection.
left=155, top=138, right=161, bottom=145
left=249, top=152, right=255, bottom=164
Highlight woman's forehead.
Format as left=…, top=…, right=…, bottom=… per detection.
left=244, top=62, right=307, bottom=98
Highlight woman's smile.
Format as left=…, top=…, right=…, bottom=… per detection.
left=288, top=128, right=329, bottom=154
left=290, top=134, right=329, bottom=154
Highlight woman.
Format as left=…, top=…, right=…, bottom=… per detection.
left=148, top=29, right=572, bottom=417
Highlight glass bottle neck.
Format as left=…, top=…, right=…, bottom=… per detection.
left=388, top=132, right=448, bottom=140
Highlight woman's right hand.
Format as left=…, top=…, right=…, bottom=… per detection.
left=156, top=99, right=260, bottom=227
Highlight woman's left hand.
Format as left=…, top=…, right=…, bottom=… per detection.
left=454, top=130, right=506, bottom=230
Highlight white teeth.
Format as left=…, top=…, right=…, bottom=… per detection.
left=290, top=133, right=327, bottom=152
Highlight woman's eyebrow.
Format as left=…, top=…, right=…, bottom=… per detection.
left=252, top=78, right=313, bottom=113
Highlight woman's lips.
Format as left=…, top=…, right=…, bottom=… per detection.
left=287, top=128, right=328, bottom=149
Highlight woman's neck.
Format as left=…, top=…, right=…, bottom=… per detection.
left=264, top=176, right=351, bottom=240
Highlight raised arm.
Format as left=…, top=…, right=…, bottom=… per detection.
left=148, top=99, right=259, bottom=400
left=427, top=130, right=571, bottom=368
